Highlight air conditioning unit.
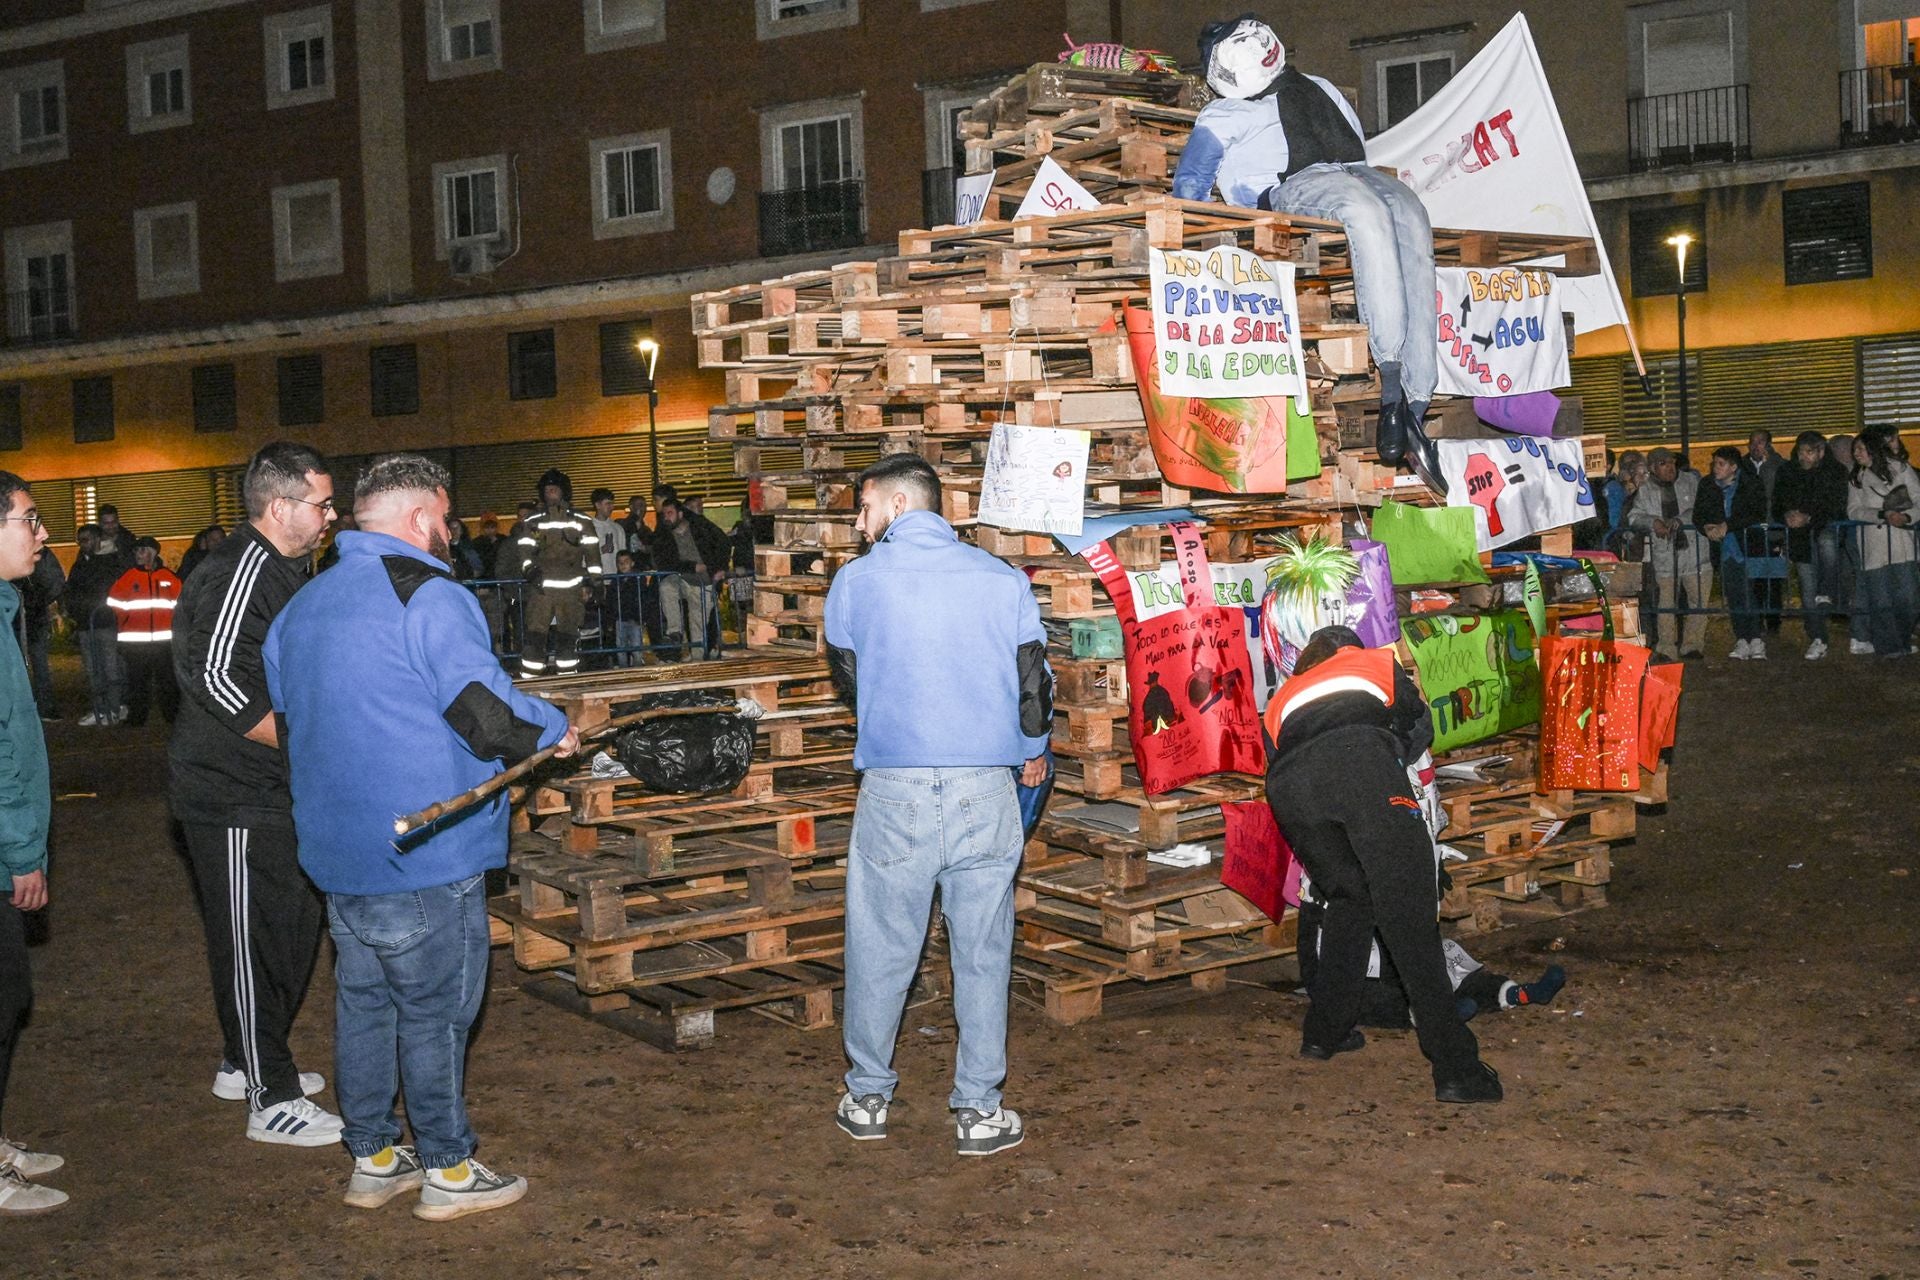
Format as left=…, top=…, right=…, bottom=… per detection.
left=449, top=241, right=500, bottom=277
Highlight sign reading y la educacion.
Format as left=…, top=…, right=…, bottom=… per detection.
left=1148, top=246, right=1307, bottom=400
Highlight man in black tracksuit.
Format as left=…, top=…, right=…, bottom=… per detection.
left=1263, top=625, right=1501, bottom=1104
left=170, top=442, right=345, bottom=1145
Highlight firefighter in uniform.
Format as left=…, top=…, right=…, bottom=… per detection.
left=515, top=469, right=601, bottom=676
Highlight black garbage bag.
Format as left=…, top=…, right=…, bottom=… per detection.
left=610, top=690, right=756, bottom=795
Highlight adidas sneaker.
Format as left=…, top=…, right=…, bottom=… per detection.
left=246, top=1097, right=344, bottom=1147
left=0, top=1138, right=62, bottom=1179
left=343, top=1145, right=426, bottom=1209
left=0, top=1165, right=66, bottom=1215
left=413, top=1159, right=528, bottom=1222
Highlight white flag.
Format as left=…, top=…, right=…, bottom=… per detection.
left=1365, top=13, right=1631, bottom=338
left=1013, top=156, right=1101, bottom=220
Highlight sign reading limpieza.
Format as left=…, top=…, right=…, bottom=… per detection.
left=1148, top=246, right=1307, bottom=400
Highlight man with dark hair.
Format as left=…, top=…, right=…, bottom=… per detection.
left=0, top=472, right=68, bottom=1214
left=1263, top=625, right=1501, bottom=1104
left=170, top=440, right=343, bottom=1144
left=586, top=488, right=623, bottom=578
left=513, top=469, right=600, bottom=676
left=64, top=524, right=128, bottom=726
left=649, top=498, right=729, bottom=660
left=95, top=504, right=137, bottom=559
left=824, top=452, right=1052, bottom=1156
left=266, top=454, right=576, bottom=1219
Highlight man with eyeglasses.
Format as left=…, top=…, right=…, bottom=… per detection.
left=170, top=442, right=346, bottom=1148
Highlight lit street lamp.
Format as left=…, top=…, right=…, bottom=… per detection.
left=1665, top=233, right=1692, bottom=464
left=637, top=337, right=661, bottom=486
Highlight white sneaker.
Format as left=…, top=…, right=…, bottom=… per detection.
left=246, top=1097, right=345, bottom=1147
left=834, top=1092, right=889, bottom=1141
left=954, top=1106, right=1024, bottom=1156
left=413, top=1159, right=528, bottom=1221
left=1805, top=639, right=1828, bottom=660
left=1729, top=639, right=1752, bottom=660
left=0, top=1138, right=63, bottom=1179
left=1850, top=638, right=1875, bottom=656
left=213, top=1064, right=324, bottom=1101
left=0, top=1165, right=66, bottom=1215
left=76, top=712, right=99, bottom=727
left=115, top=704, right=129, bottom=723
left=1748, top=638, right=1767, bottom=660
left=343, top=1144, right=426, bottom=1209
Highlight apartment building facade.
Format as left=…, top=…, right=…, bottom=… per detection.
left=0, top=0, right=1101, bottom=541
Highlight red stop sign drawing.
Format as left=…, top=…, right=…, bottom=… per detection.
left=1461, top=452, right=1507, bottom=537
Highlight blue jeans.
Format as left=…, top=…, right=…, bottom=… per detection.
left=843, top=766, right=1022, bottom=1114
left=328, top=874, right=491, bottom=1168
left=1266, top=163, right=1438, bottom=406
left=1795, top=529, right=1841, bottom=646
left=1859, top=563, right=1919, bottom=656
left=78, top=627, right=124, bottom=720
left=1721, top=559, right=1764, bottom=642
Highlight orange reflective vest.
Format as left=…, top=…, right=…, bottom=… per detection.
left=108, top=566, right=183, bottom=643
left=1262, top=646, right=1399, bottom=743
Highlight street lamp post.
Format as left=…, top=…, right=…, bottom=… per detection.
left=1665, top=233, right=1692, bottom=464
left=637, top=338, right=661, bottom=486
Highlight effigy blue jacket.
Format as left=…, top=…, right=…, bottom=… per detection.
left=265, top=530, right=569, bottom=895
left=1171, top=75, right=1368, bottom=208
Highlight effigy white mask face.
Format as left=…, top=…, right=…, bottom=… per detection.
left=1207, top=19, right=1284, bottom=99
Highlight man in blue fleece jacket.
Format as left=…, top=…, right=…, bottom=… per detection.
left=824, top=454, right=1052, bottom=1157
left=265, top=455, right=577, bottom=1220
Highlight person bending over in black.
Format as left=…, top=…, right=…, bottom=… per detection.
left=1262, top=625, right=1502, bottom=1104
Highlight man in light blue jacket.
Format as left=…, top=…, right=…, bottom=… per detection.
left=824, top=455, right=1052, bottom=1157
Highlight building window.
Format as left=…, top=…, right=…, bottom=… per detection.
left=599, top=319, right=655, bottom=397
left=72, top=376, right=114, bottom=444
left=133, top=202, right=200, bottom=300
left=1783, top=183, right=1872, bottom=285
left=1377, top=53, right=1454, bottom=130
left=583, top=0, right=664, bottom=52
left=126, top=34, right=191, bottom=134
left=590, top=130, right=673, bottom=239
left=277, top=354, right=324, bottom=426
left=755, top=0, right=858, bottom=41
left=508, top=328, right=557, bottom=399
left=272, top=179, right=344, bottom=281
left=0, top=386, right=21, bottom=452
left=1628, top=203, right=1708, bottom=297
left=2, top=221, right=75, bottom=342
left=759, top=97, right=864, bottom=256
left=264, top=5, right=335, bottom=110
left=370, top=344, right=420, bottom=417
left=1, top=61, right=67, bottom=168
left=431, top=155, right=507, bottom=261
left=1627, top=3, right=1750, bottom=167
left=192, top=363, right=237, bottom=433
left=428, top=0, right=501, bottom=79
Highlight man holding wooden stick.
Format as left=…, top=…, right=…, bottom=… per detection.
left=825, top=454, right=1052, bottom=1157
left=265, top=455, right=577, bottom=1220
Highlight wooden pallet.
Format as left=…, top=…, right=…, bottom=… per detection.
left=1010, top=920, right=1294, bottom=1027
left=518, top=955, right=843, bottom=1053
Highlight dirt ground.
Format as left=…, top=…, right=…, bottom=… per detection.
left=7, top=640, right=1918, bottom=1280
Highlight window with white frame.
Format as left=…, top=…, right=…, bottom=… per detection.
left=133, top=202, right=200, bottom=300
left=755, top=0, right=858, bottom=41
left=3, top=222, right=75, bottom=341
left=1377, top=53, right=1454, bottom=130
left=590, top=130, right=673, bottom=238
left=584, top=0, right=664, bottom=52
left=263, top=5, right=335, bottom=109
left=430, top=155, right=507, bottom=259
left=776, top=114, right=854, bottom=191
left=1, top=61, right=67, bottom=167
left=126, top=34, right=191, bottom=133
left=427, top=0, right=501, bottom=79
left=272, top=179, right=343, bottom=281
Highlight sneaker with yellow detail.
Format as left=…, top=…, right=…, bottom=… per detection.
left=343, top=1144, right=426, bottom=1209
left=413, top=1159, right=527, bottom=1221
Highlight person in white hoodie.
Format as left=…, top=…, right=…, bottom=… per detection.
left=1844, top=426, right=1919, bottom=657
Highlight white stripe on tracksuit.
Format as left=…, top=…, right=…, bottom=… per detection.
left=227, top=827, right=264, bottom=1109
left=204, top=543, right=267, bottom=716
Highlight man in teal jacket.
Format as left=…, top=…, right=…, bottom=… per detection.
left=0, top=472, right=67, bottom=1214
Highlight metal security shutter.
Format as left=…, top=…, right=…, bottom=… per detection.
left=1616, top=355, right=1699, bottom=445
left=445, top=427, right=734, bottom=518
left=277, top=354, right=324, bottom=426
left=1783, top=183, right=1872, bottom=285
left=1698, top=338, right=1859, bottom=440
left=73, top=376, right=115, bottom=443
left=193, top=363, right=238, bottom=433
left=211, top=467, right=247, bottom=529
left=0, top=385, right=20, bottom=451
left=1862, top=334, right=1920, bottom=427
left=599, top=319, right=655, bottom=396
left=34, top=478, right=75, bottom=543
left=1567, top=355, right=1624, bottom=437
left=370, top=344, right=420, bottom=417
left=95, top=469, right=216, bottom=539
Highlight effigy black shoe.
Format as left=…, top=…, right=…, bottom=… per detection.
left=1375, top=399, right=1408, bottom=466
left=1299, top=1030, right=1366, bottom=1061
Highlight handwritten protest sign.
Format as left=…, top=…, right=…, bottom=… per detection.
left=1401, top=610, right=1542, bottom=752
left=1437, top=435, right=1594, bottom=551
left=978, top=423, right=1090, bottom=536
left=1013, top=157, right=1100, bottom=220
left=953, top=170, right=994, bottom=226
left=1434, top=266, right=1570, bottom=397
left=1148, top=246, right=1307, bottom=401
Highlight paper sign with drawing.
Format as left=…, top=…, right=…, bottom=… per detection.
left=1148, top=246, right=1308, bottom=402
left=1433, top=266, right=1570, bottom=398
left=978, top=423, right=1091, bottom=536
left=1437, top=435, right=1594, bottom=551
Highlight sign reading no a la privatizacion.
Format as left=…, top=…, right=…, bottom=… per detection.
left=1148, top=245, right=1307, bottom=401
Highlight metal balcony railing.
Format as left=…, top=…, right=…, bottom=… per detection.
left=757, top=177, right=865, bottom=258
left=3, top=289, right=76, bottom=347
left=1839, top=64, right=1920, bottom=147
left=1627, top=84, right=1751, bottom=171
left=922, top=166, right=956, bottom=229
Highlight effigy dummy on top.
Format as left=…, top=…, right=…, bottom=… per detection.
left=1172, top=14, right=1444, bottom=494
